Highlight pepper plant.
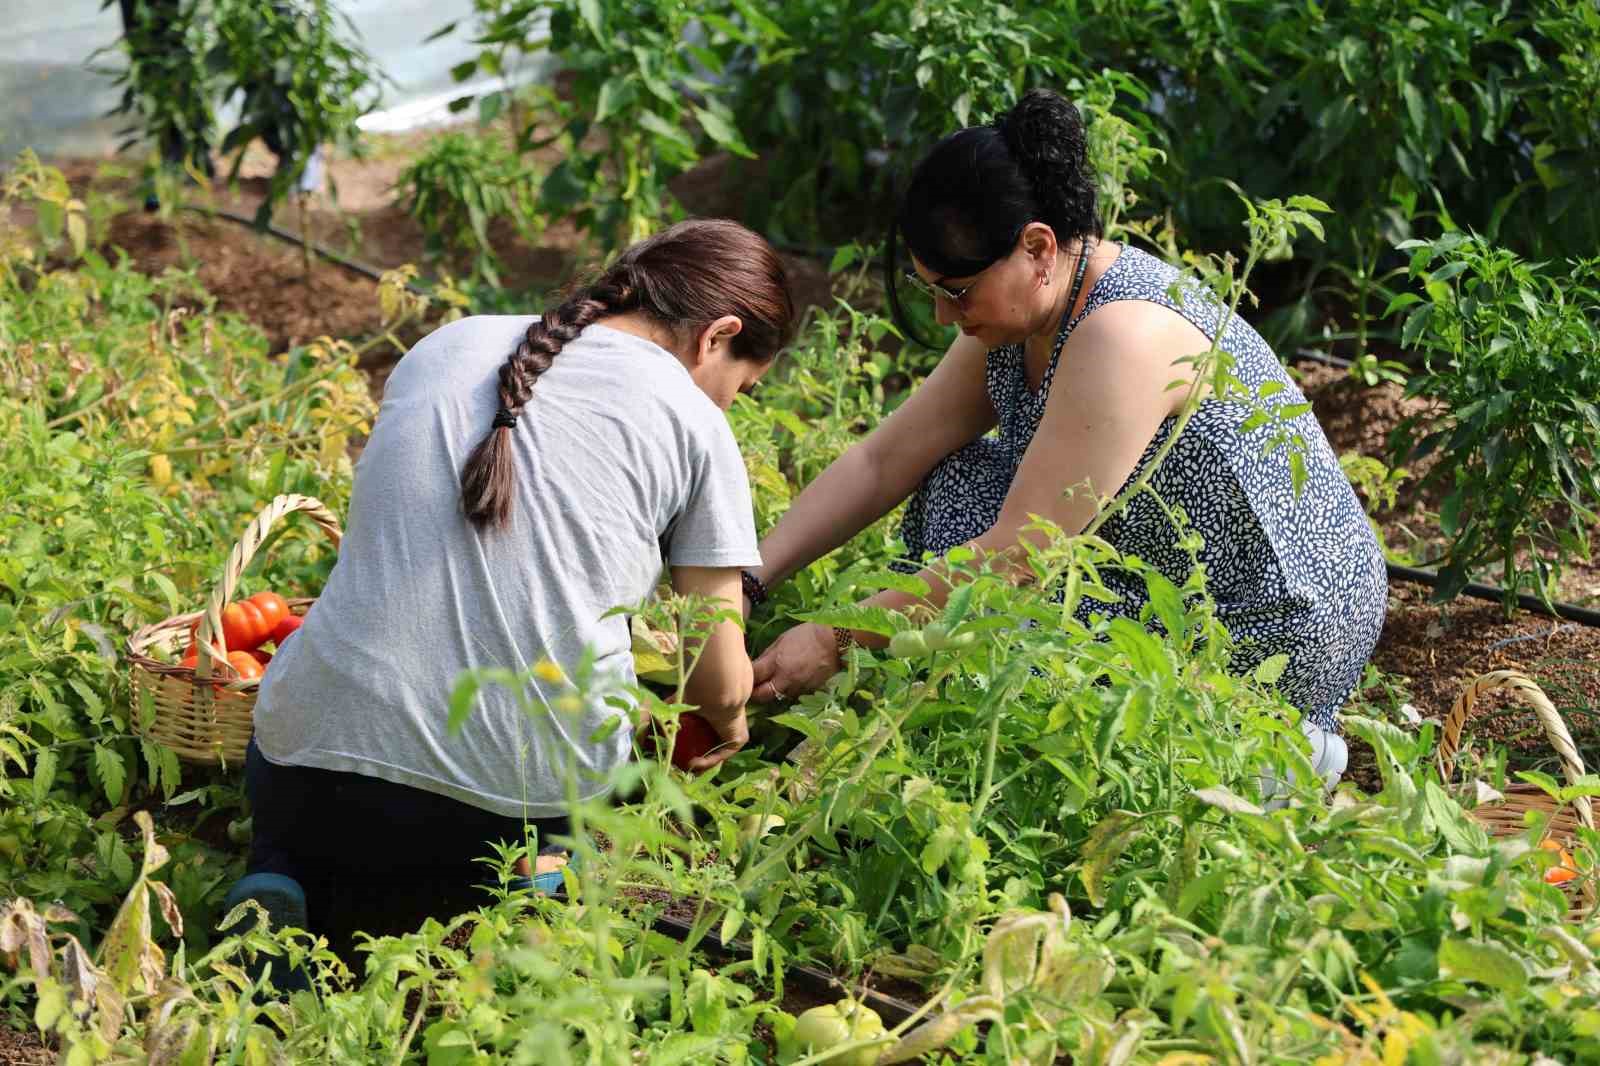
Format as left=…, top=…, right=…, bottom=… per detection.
left=1386, top=232, right=1600, bottom=611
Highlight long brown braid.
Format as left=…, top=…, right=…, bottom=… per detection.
left=461, top=219, right=795, bottom=530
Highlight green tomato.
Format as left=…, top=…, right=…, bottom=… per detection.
left=887, top=630, right=930, bottom=658
left=792, top=1000, right=885, bottom=1065
left=922, top=623, right=976, bottom=652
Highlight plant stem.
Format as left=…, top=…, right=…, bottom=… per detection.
left=298, top=194, right=313, bottom=282
left=971, top=709, right=1002, bottom=823
left=45, top=370, right=152, bottom=429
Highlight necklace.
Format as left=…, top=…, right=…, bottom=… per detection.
left=1025, top=238, right=1095, bottom=392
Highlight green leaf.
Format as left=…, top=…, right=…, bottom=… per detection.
left=943, top=581, right=976, bottom=627
left=1177, top=868, right=1230, bottom=919
left=1193, top=787, right=1265, bottom=817
left=33, top=747, right=58, bottom=795
left=921, top=823, right=962, bottom=875
left=1401, top=305, right=1434, bottom=349
left=595, top=78, right=625, bottom=124
left=795, top=604, right=905, bottom=637
left=1438, top=938, right=1527, bottom=993
left=855, top=569, right=931, bottom=598
left=448, top=675, right=485, bottom=735
left=145, top=572, right=182, bottom=617
left=577, top=0, right=603, bottom=38
left=1080, top=810, right=1141, bottom=907
left=717, top=907, right=744, bottom=949
left=1402, top=83, right=1428, bottom=136
left=1424, top=779, right=1487, bottom=854
left=94, top=744, right=126, bottom=806
left=692, top=107, right=755, bottom=159
left=1142, top=571, right=1185, bottom=642
left=637, top=110, right=695, bottom=150
left=828, top=245, right=859, bottom=274
left=1253, top=654, right=1289, bottom=685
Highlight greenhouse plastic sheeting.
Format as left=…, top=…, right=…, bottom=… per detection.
left=0, top=0, right=546, bottom=162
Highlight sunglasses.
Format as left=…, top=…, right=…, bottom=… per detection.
left=902, top=258, right=999, bottom=305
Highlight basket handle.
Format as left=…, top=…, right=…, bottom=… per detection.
left=1436, top=669, right=1594, bottom=833
left=193, top=494, right=343, bottom=682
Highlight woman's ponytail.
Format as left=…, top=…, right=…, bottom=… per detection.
left=460, top=274, right=638, bottom=529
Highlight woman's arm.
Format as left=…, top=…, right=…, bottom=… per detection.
left=863, top=303, right=1203, bottom=620
left=751, top=305, right=1203, bottom=700
left=750, top=332, right=997, bottom=590
left=667, top=564, right=752, bottom=771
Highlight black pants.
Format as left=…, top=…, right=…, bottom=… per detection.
left=244, top=738, right=569, bottom=959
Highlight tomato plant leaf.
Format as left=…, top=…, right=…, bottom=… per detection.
left=1438, top=937, right=1528, bottom=994
left=1080, top=810, right=1141, bottom=907
left=1193, top=787, right=1265, bottom=817
left=795, top=604, right=904, bottom=637
left=1252, top=654, right=1289, bottom=685
left=92, top=744, right=126, bottom=808
left=1177, top=867, right=1230, bottom=920
left=1424, top=780, right=1488, bottom=854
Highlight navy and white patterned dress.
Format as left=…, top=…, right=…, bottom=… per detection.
left=897, top=245, right=1387, bottom=730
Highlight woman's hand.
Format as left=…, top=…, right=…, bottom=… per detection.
left=750, top=623, right=840, bottom=703
left=689, top=708, right=750, bottom=773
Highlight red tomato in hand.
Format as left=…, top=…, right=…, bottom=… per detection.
left=268, top=613, right=302, bottom=646
left=651, top=713, right=719, bottom=772
left=248, top=592, right=289, bottom=636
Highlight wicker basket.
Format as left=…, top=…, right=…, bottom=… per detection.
left=1435, top=669, right=1595, bottom=920
left=128, top=494, right=342, bottom=765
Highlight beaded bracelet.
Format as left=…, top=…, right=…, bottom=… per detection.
left=740, top=569, right=770, bottom=609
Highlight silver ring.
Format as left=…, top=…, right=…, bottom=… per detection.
left=770, top=682, right=785, bottom=700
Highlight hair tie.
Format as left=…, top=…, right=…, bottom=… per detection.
left=492, top=409, right=519, bottom=429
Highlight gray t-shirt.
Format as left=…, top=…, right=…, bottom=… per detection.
left=254, top=316, right=762, bottom=817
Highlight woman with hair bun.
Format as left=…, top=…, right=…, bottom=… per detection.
left=745, top=89, right=1385, bottom=787
left=224, top=218, right=796, bottom=963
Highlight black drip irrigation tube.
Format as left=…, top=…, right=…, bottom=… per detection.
left=1384, top=562, right=1600, bottom=628
left=192, top=206, right=1600, bottom=630
left=178, top=202, right=428, bottom=296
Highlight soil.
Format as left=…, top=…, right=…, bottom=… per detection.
left=23, top=136, right=1600, bottom=790
left=0, top=1023, right=51, bottom=1066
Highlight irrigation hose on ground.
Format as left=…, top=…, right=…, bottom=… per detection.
left=187, top=202, right=1600, bottom=630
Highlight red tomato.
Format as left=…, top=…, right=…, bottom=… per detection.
left=1541, top=838, right=1578, bottom=885
left=179, top=640, right=223, bottom=669
left=268, top=613, right=302, bottom=646
left=226, top=650, right=264, bottom=682
left=650, top=713, right=719, bottom=772
left=248, top=592, right=289, bottom=636
left=221, top=601, right=267, bottom=651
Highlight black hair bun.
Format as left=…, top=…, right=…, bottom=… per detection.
left=996, top=89, right=1087, bottom=187
left=994, top=88, right=1095, bottom=238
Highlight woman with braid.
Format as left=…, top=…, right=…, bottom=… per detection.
left=224, top=219, right=794, bottom=966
